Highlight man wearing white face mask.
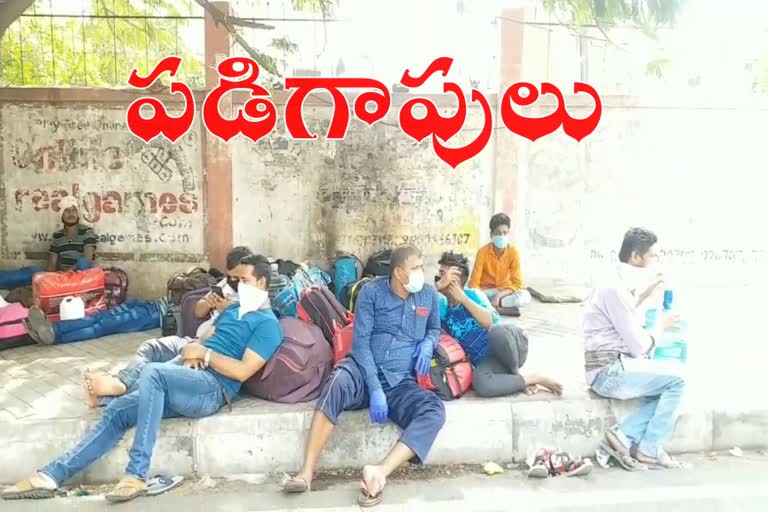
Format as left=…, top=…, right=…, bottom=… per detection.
left=3, top=254, right=283, bottom=503
left=583, top=228, right=685, bottom=471
left=468, top=213, right=531, bottom=317
left=283, top=245, right=444, bottom=507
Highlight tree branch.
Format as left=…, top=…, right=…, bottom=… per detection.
left=192, top=0, right=280, bottom=76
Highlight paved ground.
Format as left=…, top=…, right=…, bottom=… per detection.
left=4, top=452, right=768, bottom=511
left=0, top=285, right=761, bottom=422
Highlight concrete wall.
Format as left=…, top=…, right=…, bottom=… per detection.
left=231, top=95, right=497, bottom=277
left=2, top=87, right=766, bottom=297
left=502, top=96, right=768, bottom=289
left=0, top=91, right=206, bottom=297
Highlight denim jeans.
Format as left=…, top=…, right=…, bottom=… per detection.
left=41, top=362, right=225, bottom=485
left=591, top=357, right=686, bottom=457
left=53, top=300, right=160, bottom=344
left=97, top=335, right=193, bottom=407
left=483, top=288, right=532, bottom=308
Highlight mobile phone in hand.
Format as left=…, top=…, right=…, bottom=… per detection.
left=211, top=285, right=225, bottom=298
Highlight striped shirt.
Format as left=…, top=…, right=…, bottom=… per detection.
left=49, top=225, right=98, bottom=271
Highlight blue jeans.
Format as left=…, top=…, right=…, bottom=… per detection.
left=591, top=358, right=686, bottom=458
left=0, top=266, right=42, bottom=290
left=53, top=301, right=160, bottom=344
left=98, top=335, right=193, bottom=407
left=41, top=362, right=225, bottom=485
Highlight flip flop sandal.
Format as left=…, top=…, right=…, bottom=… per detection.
left=527, top=464, right=550, bottom=478
left=599, top=441, right=646, bottom=472
left=357, top=490, right=383, bottom=508
left=565, top=459, right=593, bottom=477
left=145, top=475, right=184, bottom=496
left=0, top=479, right=55, bottom=500
left=282, top=477, right=310, bottom=494
left=105, top=477, right=146, bottom=503
left=630, top=446, right=685, bottom=470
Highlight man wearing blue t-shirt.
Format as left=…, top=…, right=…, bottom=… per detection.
left=435, top=251, right=562, bottom=398
left=2, top=254, right=283, bottom=504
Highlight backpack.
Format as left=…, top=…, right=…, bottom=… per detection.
left=0, top=302, right=33, bottom=351
left=244, top=317, right=333, bottom=403
left=103, top=267, right=129, bottom=308
left=416, top=333, right=473, bottom=401
left=180, top=288, right=209, bottom=338
left=296, top=285, right=352, bottom=345
left=272, top=267, right=331, bottom=318
left=332, top=322, right=355, bottom=363
left=268, top=267, right=290, bottom=302
left=364, top=249, right=392, bottom=277
left=340, top=277, right=378, bottom=313
left=166, top=267, right=217, bottom=306
left=275, top=259, right=301, bottom=279
left=331, top=253, right=363, bottom=301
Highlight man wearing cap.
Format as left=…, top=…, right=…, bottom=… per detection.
left=47, top=196, right=97, bottom=272
left=0, top=196, right=97, bottom=291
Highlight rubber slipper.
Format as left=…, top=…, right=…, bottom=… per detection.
left=145, top=475, right=184, bottom=496
left=282, top=477, right=310, bottom=494
left=357, top=490, right=383, bottom=508
left=0, top=479, right=55, bottom=500
left=565, top=460, right=593, bottom=477
left=105, top=477, right=146, bottom=503
left=527, top=464, right=549, bottom=478
left=599, top=441, right=646, bottom=471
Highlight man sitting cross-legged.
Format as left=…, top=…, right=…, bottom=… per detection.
left=282, top=245, right=445, bottom=508
left=2, top=254, right=283, bottom=503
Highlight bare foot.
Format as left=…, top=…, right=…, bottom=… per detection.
left=82, top=371, right=127, bottom=408
left=534, top=375, right=563, bottom=396
left=360, top=465, right=386, bottom=498
left=524, top=385, right=539, bottom=395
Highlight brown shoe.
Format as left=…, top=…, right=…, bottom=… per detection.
left=25, top=306, right=55, bottom=345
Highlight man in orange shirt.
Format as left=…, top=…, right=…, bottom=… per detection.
left=468, top=213, right=531, bottom=317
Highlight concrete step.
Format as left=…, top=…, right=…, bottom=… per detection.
left=4, top=391, right=767, bottom=484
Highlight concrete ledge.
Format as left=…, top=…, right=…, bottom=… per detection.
left=1, top=393, right=766, bottom=484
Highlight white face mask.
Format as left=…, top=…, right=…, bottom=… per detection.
left=237, top=282, right=268, bottom=319
left=402, top=270, right=425, bottom=294
left=618, top=263, right=656, bottom=294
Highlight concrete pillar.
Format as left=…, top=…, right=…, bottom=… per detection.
left=494, top=8, right=526, bottom=241
left=204, top=1, right=233, bottom=270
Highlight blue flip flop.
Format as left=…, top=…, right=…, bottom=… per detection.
left=144, top=475, right=184, bottom=496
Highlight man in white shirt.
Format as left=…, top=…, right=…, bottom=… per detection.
left=193, top=246, right=251, bottom=336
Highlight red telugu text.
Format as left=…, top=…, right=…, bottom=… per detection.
left=126, top=57, right=602, bottom=169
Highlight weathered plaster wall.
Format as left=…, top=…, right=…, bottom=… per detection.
left=232, top=97, right=497, bottom=277
left=508, top=98, right=768, bottom=289
left=0, top=101, right=204, bottom=297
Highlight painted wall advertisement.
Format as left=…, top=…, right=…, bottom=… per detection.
left=1, top=104, right=204, bottom=259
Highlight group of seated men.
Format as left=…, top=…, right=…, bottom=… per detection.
left=1, top=207, right=687, bottom=505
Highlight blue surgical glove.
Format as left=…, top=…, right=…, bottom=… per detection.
left=369, top=388, right=388, bottom=424
left=415, top=339, right=434, bottom=377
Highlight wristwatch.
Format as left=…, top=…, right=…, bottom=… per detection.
left=204, top=348, right=212, bottom=368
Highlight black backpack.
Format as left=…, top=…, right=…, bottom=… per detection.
left=364, top=249, right=391, bottom=277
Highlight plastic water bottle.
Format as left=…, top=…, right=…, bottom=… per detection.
left=663, top=289, right=673, bottom=311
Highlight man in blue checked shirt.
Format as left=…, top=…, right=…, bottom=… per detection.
left=283, top=245, right=444, bottom=507
left=435, top=251, right=562, bottom=398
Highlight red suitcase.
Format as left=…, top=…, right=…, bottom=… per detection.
left=32, top=268, right=107, bottom=321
